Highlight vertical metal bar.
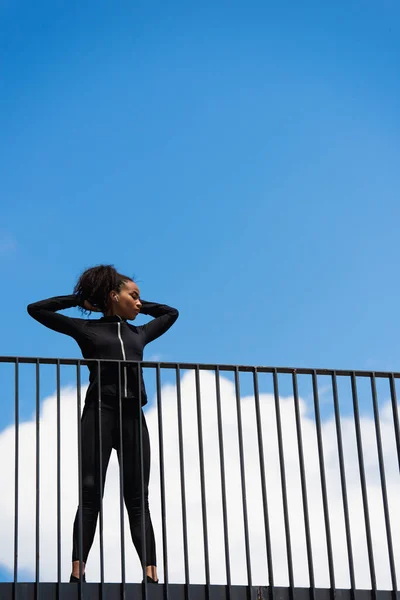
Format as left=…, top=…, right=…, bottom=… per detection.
left=351, top=373, right=376, bottom=594
left=195, top=366, right=210, bottom=589
left=389, top=374, right=400, bottom=472
left=76, top=363, right=84, bottom=600
left=176, top=366, right=190, bottom=591
left=292, top=372, right=315, bottom=593
left=253, top=369, right=274, bottom=596
left=215, top=367, right=231, bottom=592
left=117, top=361, right=126, bottom=598
left=156, top=364, right=169, bottom=599
left=234, top=368, right=252, bottom=590
left=331, top=373, right=356, bottom=595
left=272, top=369, right=294, bottom=592
left=56, top=361, right=61, bottom=599
left=370, top=374, right=398, bottom=593
left=35, top=360, right=40, bottom=597
left=311, top=371, right=335, bottom=591
left=97, top=360, right=105, bottom=593
left=13, top=359, right=19, bottom=600
left=139, top=363, right=147, bottom=600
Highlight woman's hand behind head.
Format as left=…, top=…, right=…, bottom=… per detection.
left=83, top=300, right=102, bottom=313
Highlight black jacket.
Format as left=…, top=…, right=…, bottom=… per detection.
left=27, top=295, right=179, bottom=405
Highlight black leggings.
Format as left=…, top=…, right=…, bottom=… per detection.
left=72, top=396, right=156, bottom=566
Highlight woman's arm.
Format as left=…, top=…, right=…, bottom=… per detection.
left=138, top=301, right=179, bottom=344
left=27, top=295, right=85, bottom=339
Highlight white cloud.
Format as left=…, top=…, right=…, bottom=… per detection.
left=0, top=372, right=398, bottom=588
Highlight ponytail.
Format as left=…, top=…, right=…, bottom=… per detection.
left=74, top=264, right=132, bottom=313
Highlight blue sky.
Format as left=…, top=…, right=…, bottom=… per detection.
left=2, top=0, right=399, bottom=372
left=0, top=0, right=399, bottom=582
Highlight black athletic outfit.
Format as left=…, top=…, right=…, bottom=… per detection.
left=27, top=295, right=179, bottom=567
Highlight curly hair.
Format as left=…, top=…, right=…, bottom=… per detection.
left=74, top=265, right=133, bottom=314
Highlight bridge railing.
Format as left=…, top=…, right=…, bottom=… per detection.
left=0, top=356, right=398, bottom=597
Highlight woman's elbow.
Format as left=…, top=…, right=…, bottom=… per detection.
left=27, top=303, right=38, bottom=317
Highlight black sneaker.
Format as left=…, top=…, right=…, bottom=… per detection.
left=142, top=576, right=159, bottom=584
left=69, top=574, right=86, bottom=583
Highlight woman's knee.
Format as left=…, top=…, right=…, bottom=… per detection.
left=124, top=492, right=150, bottom=514
left=82, top=474, right=102, bottom=504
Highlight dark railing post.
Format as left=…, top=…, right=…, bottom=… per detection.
left=13, top=359, right=19, bottom=600
left=311, top=371, right=335, bottom=593
left=272, top=369, right=294, bottom=594
left=215, top=366, right=232, bottom=594
left=331, top=373, right=356, bottom=597
left=76, top=363, right=84, bottom=600
left=370, top=374, right=398, bottom=594
left=156, top=363, right=169, bottom=599
left=253, top=368, right=274, bottom=599
left=234, top=368, right=252, bottom=593
left=351, top=373, right=376, bottom=595
left=195, top=366, right=210, bottom=592
left=56, top=361, right=61, bottom=596
left=35, top=359, right=40, bottom=596
left=139, top=363, right=148, bottom=600
left=97, top=360, right=105, bottom=595
left=176, top=366, right=191, bottom=597
left=388, top=374, right=400, bottom=472
left=117, top=361, right=126, bottom=598
left=292, top=372, right=315, bottom=595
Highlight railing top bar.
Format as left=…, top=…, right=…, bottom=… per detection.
left=1, top=355, right=400, bottom=379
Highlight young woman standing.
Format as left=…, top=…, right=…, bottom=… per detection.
left=27, top=265, right=179, bottom=583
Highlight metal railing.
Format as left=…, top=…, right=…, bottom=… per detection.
left=0, top=356, right=399, bottom=600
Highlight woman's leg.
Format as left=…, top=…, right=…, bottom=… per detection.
left=118, top=406, right=157, bottom=580
left=71, top=402, right=115, bottom=577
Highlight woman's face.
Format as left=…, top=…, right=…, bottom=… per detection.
left=113, top=280, right=142, bottom=320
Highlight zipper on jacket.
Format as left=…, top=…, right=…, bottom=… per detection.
left=117, top=321, right=128, bottom=397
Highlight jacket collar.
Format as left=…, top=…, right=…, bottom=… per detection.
left=98, top=315, right=125, bottom=323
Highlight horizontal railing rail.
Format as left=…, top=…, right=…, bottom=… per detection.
left=3, top=354, right=400, bottom=377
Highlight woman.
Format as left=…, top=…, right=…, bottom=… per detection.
left=27, top=265, right=179, bottom=583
